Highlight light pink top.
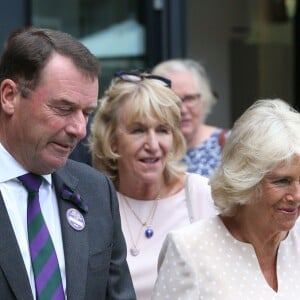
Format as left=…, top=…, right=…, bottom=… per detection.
left=118, top=173, right=216, bottom=300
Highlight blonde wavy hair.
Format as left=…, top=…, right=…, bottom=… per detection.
left=210, top=99, right=300, bottom=216
left=89, top=73, right=186, bottom=188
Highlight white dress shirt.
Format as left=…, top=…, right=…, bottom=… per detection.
left=0, top=143, right=66, bottom=299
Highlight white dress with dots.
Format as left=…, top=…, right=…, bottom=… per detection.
left=152, top=216, right=300, bottom=300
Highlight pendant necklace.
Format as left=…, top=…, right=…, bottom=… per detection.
left=120, top=192, right=160, bottom=256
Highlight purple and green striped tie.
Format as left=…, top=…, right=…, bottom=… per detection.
left=18, top=173, right=65, bottom=300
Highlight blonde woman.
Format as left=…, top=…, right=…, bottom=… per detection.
left=90, top=71, right=216, bottom=299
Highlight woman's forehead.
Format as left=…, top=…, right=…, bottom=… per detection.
left=267, top=155, right=300, bottom=175
left=124, top=113, right=164, bottom=126
left=119, top=110, right=171, bottom=130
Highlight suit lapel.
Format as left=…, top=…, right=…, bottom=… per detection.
left=53, top=169, right=89, bottom=300
left=0, top=192, right=34, bottom=299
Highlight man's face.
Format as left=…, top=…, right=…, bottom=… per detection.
left=1, top=53, right=98, bottom=174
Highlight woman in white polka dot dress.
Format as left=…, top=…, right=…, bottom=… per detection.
left=153, top=99, right=300, bottom=300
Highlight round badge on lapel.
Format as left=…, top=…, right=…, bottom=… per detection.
left=66, top=208, right=85, bottom=231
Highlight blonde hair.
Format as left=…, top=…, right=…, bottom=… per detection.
left=89, top=73, right=186, bottom=188
left=210, top=99, right=300, bottom=216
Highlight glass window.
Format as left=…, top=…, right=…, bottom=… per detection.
left=31, top=0, right=146, bottom=95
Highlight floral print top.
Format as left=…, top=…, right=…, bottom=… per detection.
left=182, top=128, right=227, bottom=177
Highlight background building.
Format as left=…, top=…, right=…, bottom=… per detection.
left=0, top=0, right=297, bottom=128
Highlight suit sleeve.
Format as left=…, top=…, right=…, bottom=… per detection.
left=57, top=160, right=136, bottom=299
left=105, top=177, right=136, bottom=300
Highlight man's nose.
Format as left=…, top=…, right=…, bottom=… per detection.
left=66, top=111, right=87, bottom=140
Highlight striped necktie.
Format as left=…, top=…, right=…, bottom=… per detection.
left=18, top=173, right=65, bottom=300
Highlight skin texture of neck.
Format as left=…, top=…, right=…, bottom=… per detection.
left=118, top=173, right=185, bottom=201
left=220, top=211, right=287, bottom=291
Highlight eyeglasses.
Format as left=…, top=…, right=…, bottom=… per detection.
left=114, top=70, right=171, bottom=88
left=181, top=93, right=201, bottom=107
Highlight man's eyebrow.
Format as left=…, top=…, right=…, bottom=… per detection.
left=51, top=98, right=76, bottom=105
left=53, top=98, right=96, bottom=108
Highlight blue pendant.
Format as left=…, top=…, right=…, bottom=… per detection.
left=145, top=228, right=154, bottom=238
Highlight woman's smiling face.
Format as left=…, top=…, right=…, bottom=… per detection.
left=253, top=155, right=300, bottom=233
left=113, top=99, right=173, bottom=185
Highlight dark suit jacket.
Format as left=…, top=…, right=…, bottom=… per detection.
left=0, top=159, right=136, bottom=299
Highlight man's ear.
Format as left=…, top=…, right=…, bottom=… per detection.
left=0, top=79, right=19, bottom=115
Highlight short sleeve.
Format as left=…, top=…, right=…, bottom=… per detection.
left=152, top=232, right=198, bottom=299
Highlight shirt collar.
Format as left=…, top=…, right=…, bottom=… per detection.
left=0, top=143, right=52, bottom=184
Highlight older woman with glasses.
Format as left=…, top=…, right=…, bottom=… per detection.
left=89, top=71, right=217, bottom=299
left=152, top=59, right=228, bottom=177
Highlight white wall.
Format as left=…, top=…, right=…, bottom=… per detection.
left=187, top=0, right=248, bottom=127
left=187, top=0, right=294, bottom=127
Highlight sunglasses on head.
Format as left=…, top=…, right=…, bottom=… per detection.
left=114, top=70, right=171, bottom=88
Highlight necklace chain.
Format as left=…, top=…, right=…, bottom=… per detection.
left=120, top=198, right=144, bottom=256
left=123, top=196, right=159, bottom=227
left=120, top=191, right=161, bottom=256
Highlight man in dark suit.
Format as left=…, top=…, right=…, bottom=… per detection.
left=0, top=27, right=136, bottom=299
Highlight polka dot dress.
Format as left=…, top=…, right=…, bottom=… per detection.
left=152, top=216, right=300, bottom=299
